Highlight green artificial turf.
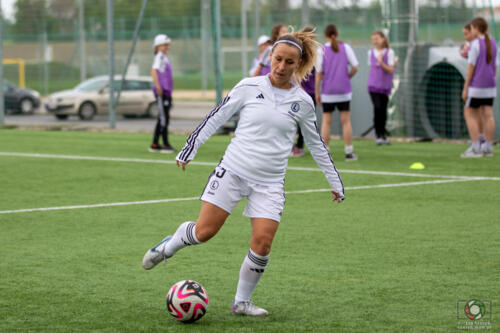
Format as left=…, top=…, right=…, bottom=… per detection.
left=0, top=129, right=499, bottom=332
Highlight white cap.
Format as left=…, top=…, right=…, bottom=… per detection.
left=257, top=35, right=271, bottom=46
left=154, top=34, right=171, bottom=48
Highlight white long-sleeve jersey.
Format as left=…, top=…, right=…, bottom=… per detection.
left=176, top=75, right=344, bottom=197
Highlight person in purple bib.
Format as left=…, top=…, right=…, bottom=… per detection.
left=149, top=34, right=176, bottom=153
left=367, top=30, right=395, bottom=145
left=461, top=23, right=487, bottom=147
left=292, top=25, right=317, bottom=157
left=461, top=17, right=498, bottom=158
left=249, top=35, right=271, bottom=76
left=315, top=24, right=359, bottom=161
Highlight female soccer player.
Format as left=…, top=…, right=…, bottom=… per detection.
left=461, top=23, right=486, bottom=146
left=368, top=30, right=395, bottom=145
left=252, top=24, right=288, bottom=77
left=461, top=23, right=474, bottom=58
left=149, top=34, right=175, bottom=153
left=142, top=28, right=344, bottom=317
left=461, top=17, right=498, bottom=158
left=315, top=24, right=359, bottom=161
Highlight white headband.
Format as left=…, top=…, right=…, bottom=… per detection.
left=272, top=40, right=303, bottom=55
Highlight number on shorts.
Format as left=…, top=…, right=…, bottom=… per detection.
left=215, top=168, right=226, bottom=178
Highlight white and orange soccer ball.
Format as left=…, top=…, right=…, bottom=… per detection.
left=459, top=42, right=470, bottom=58
left=166, top=280, right=209, bottom=323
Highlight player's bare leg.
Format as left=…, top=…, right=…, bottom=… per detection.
left=462, top=107, right=482, bottom=158
left=480, top=105, right=495, bottom=156
left=340, top=111, right=357, bottom=161
left=321, top=112, right=333, bottom=147
left=142, top=201, right=229, bottom=270
left=232, top=218, right=279, bottom=317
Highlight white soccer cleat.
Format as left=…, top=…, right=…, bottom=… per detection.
left=142, top=235, right=172, bottom=270
left=232, top=300, right=269, bottom=317
left=460, top=147, right=483, bottom=158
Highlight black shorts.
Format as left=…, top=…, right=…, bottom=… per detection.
left=467, top=97, right=494, bottom=108
left=322, top=101, right=350, bottom=112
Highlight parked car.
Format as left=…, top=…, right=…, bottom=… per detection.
left=45, top=76, right=158, bottom=120
left=3, top=81, right=41, bottom=114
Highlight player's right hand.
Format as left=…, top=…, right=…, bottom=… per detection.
left=315, top=94, right=321, bottom=105
left=156, top=86, right=163, bottom=96
left=176, top=159, right=190, bottom=171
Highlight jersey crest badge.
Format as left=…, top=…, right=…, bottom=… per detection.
left=291, top=102, right=300, bottom=112
left=210, top=180, right=219, bottom=190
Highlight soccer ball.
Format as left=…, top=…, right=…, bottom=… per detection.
left=459, top=42, right=470, bottom=58
left=166, top=280, right=209, bottom=323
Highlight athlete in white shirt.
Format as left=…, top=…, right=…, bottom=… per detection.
left=142, top=28, right=344, bottom=317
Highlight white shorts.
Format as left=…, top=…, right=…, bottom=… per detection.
left=200, top=166, right=285, bottom=222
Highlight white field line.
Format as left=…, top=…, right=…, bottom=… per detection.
left=0, top=178, right=479, bottom=215
left=1, top=151, right=500, bottom=181
left=0, top=197, right=199, bottom=215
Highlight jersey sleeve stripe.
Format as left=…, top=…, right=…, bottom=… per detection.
left=178, top=95, right=231, bottom=161
left=313, top=121, right=344, bottom=195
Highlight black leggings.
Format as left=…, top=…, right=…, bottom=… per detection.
left=369, top=92, right=389, bottom=138
left=152, top=95, right=172, bottom=146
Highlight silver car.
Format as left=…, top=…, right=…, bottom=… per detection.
left=45, top=76, right=158, bottom=120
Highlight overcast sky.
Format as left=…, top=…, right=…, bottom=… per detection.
left=2, top=0, right=500, bottom=21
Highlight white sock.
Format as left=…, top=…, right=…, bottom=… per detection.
left=234, top=249, right=269, bottom=303
left=344, top=145, right=353, bottom=154
left=161, top=221, right=201, bottom=257
left=472, top=141, right=481, bottom=152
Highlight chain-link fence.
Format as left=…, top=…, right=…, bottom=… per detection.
left=2, top=0, right=499, bottom=138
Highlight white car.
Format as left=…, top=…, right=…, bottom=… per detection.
left=45, top=76, right=158, bottom=120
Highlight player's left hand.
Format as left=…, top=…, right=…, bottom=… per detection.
left=331, top=190, right=344, bottom=203
left=377, top=53, right=384, bottom=64
left=176, top=159, right=190, bottom=171
left=462, top=87, right=468, bottom=101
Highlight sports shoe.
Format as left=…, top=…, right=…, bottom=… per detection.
left=142, top=235, right=172, bottom=270
left=460, top=147, right=483, bottom=158
left=345, top=153, right=358, bottom=161
left=149, top=144, right=161, bottom=153
left=381, top=138, right=391, bottom=145
left=290, top=147, right=305, bottom=157
left=375, top=138, right=384, bottom=146
left=232, top=300, right=269, bottom=317
left=160, top=145, right=177, bottom=154
left=482, top=148, right=493, bottom=157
